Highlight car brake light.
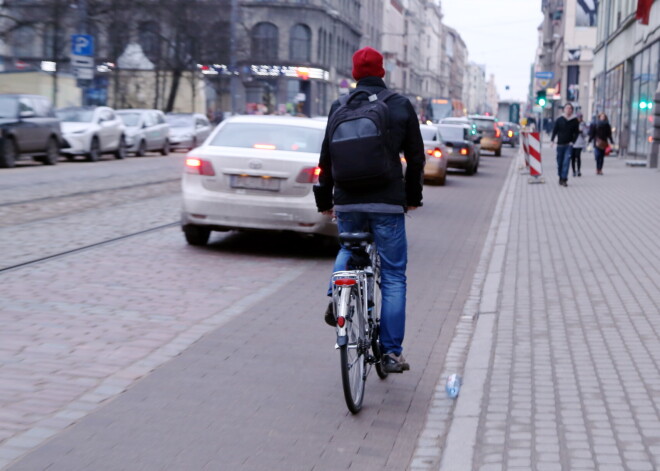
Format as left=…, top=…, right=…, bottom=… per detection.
left=460, top=148, right=468, bottom=155
left=495, top=126, right=501, bottom=138
left=254, top=143, right=276, bottom=150
left=296, top=166, right=321, bottom=184
left=185, top=157, right=215, bottom=176
left=432, top=148, right=442, bottom=158
left=508, top=130, right=513, bottom=138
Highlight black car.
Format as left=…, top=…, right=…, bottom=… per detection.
left=500, top=122, right=520, bottom=147
left=438, top=123, right=481, bottom=175
left=0, top=94, right=62, bottom=168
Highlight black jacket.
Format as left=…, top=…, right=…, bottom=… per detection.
left=589, top=120, right=614, bottom=144
left=551, top=115, right=580, bottom=145
left=313, top=77, right=425, bottom=212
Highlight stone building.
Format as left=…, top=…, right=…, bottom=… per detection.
left=463, top=62, right=487, bottom=115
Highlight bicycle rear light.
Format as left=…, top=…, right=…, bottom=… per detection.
left=334, top=278, right=356, bottom=286
left=337, top=316, right=346, bottom=328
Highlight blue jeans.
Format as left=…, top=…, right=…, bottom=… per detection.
left=556, top=144, right=573, bottom=180
left=329, top=212, right=407, bottom=356
left=594, top=146, right=605, bottom=170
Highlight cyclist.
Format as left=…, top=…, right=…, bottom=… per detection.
left=314, top=46, right=425, bottom=374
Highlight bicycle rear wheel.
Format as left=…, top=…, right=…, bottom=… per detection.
left=339, top=286, right=366, bottom=414
left=371, top=257, right=388, bottom=380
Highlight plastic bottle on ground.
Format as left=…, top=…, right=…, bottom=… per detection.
left=445, top=373, right=462, bottom=399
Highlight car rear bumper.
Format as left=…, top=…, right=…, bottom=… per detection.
left=181, top=188, right=337, bottom=237
left=424, top=158, right=447, bottom=178
left=480, top=137, right=502, bottom=151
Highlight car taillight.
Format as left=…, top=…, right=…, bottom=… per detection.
left=426, top=148, right=443, bottom=158
left=495, top=126, right=501, bottom=138
left=508, top=130, right=513, bottom=138
left=460, top=148, right=468, bottom=155
left=296, top=166, right=321, bottom=184
left=185, top=157, right=215, bottom=176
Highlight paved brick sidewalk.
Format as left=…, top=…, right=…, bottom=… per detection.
left=438, top=148, right=660, bottom=470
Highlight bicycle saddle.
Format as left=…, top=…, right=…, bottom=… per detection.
left=339, top=232, right=373, bottom=248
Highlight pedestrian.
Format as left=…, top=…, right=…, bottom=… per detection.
left=551, top=103, right=580, bottom=186
left=589, top=113, right=614, bottom=175
left=571, top=113, right=588, bottom=177
left=314, top=46, right=425, bottom=374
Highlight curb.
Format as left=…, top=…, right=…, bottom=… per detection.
left=409, top=152, right=520, bottom=470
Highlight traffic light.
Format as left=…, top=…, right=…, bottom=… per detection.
left=639, top=99, right=653, bottom=110
left=536, top=90, right=547, bottom=107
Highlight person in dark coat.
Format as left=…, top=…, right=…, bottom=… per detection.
left=314, top=46, right=425, bottom=373
left=589, top=113, right=614, bottom=175
left=551, top=103, right=580, bottom=186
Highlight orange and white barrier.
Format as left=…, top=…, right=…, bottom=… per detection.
left=522, top=131, right=545, bottom=183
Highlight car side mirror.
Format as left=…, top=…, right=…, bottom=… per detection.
left=19, top=110, right=35, bottom=119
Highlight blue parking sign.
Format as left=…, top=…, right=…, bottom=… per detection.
left=71, top=35, right=94, bottom=56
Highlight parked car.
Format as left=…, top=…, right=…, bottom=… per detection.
left=0, top=94, right=62, bottom=168
left=440, top=116, right=479, bottom=138
left=57, top=106, right=126, bottom=161
left=500, top=121, right=520, bottom=147
left=438, top=123, right=480, bottom=175
left=419, top=124, right=449, bottom=185
left=116, top=109, right=170, bottom=156
left=181, top=115, right=335, bottom=246
left=165, top=113, right=212, bottom=151
left=468, top=115, right=502, bottom=156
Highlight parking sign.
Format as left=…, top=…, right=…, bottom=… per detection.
left=71, top=35, right=94, bottom=56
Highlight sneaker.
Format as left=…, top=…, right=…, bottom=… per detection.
left=382, top=353, right=410, bottom=373
left=324, top=302, right=336, bottom=327
left=578, top=172, right=582, bottom=177
left=573, top=172, right=577, bottom=177
left=561, top=180, right=568, bottom=187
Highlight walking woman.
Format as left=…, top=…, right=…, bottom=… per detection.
left=571, top=113, right=588, bottom=177
left=589, top=113, right=614, bottom=175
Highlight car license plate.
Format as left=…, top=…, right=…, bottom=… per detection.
left=230, top=175, right=281, bottom=192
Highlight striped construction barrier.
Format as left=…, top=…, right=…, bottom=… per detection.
left=523, top=131, right=545, bottom=183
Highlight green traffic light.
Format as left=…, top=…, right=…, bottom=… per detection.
left=538, top=98, right=546, bottom=107
left=640, top=102, right=648, bottom=110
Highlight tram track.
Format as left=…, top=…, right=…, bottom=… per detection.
left=0, top=221, right=179, bottom=273
left=0, top=178, right=180, bottom=207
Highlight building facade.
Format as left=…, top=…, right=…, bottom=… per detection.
left=592, top=0, right=659, bottom=159
left=463, top=61, right=487, bottom=114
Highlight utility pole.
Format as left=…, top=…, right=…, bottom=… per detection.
left=77, top=0, right=88, bottom=106
left=601, top=0, right=612, bottom=115
left=229, top=0, right=239, bottom=115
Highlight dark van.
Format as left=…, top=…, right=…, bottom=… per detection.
left=0, top=94, right=62, bottom=168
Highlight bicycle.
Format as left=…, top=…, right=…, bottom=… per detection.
left=331, top=231, right=388, bottom=414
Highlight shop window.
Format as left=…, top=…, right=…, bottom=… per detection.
left=252, top=22, right=278, bottom=61
left=290, top=24, right=311, bottom=62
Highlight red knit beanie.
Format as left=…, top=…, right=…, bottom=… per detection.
left=352, top=47, right=385, bottom=81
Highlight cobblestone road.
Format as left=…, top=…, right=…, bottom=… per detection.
left=0, top=150, right=515, bottom=470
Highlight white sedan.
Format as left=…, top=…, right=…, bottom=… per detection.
left=181, top=115, right=336, bottom=245
left=57, top=106, right=126, bottom=161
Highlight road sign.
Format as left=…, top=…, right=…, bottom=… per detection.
left=71, top=34, right=94, bottom=56
left=75, top=67, right=94, bottom=80
left=535, top=71, right=554, bottom=80
left=538, top=79, right=550, bottom=88
left=72, top=55, right=93, bottom=68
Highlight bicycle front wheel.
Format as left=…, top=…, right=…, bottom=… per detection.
left=339, top=286, right=366, bottom=414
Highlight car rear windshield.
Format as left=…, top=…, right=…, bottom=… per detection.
left=420, top=127, right=437, bottom=141
left=438, top=126, right=466, bottom=142
left=209, top=123, right=324, bottom=153
left=165, top=115, right=193, bottom=128
left=0, top=97, right=18, bottom=118
left=56, top=109, right=94, bottom=123
left=472, top=119, right=495, bottom=131
left=118, top=112, right=141, bottom=127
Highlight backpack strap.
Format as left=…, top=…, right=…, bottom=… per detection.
left=376, top=89, right=396, bottom=103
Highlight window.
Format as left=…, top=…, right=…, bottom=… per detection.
left=252, top=22, right=278, bottom=61
left=108, top=21, right=129, bottom=60
left=290, top=24, right=311, bottom=62
left=139, top=21, right=161, bottom=59
left=12, top=26, right=36, bottom=58
left=18, top=97, right=35, bottom=115
left=207, top=21, right=231, bottom=64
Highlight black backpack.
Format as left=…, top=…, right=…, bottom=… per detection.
left=327, top=89, right=396, bottom=189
